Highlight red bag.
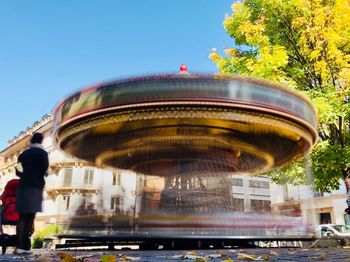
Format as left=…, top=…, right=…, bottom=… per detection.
left=0, top=179, right=20, bottom=224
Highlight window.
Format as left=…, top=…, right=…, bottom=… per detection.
left=232, top=178, right=243, bottom=187
left=232, top=198, right=244, bottom=211
left=63, top=168, right=73, bottom=187
left=82, top=194, right=93, bottom=208
left=110, top=196, right=122, bottom=210
left=112, top=171, right=121, bottom=186
left=249, top=180, right=270, bottom=189
left=250, top=199, right=271, bottom=212
left=84, top=169, right=94, bottom=185
left=62, top=195, right=70, bottom=210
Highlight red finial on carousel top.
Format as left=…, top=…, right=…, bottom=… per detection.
left=179, top=64, right=189, bottom=74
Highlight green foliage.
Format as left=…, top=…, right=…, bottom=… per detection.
left=311, top=141, right=350, bottom=192
left=32, top=237, right=44, bottom=249
left=32, top=224, right=63, bottom=249
left=268, top=159, right=307, bottom=186
left=211, top=0, right=350, bottom=192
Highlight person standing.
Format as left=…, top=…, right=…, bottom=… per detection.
left=14, top=132, right=49, bottom=254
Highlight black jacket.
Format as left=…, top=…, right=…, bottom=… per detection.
left=16, top=145, right=49, bottom=189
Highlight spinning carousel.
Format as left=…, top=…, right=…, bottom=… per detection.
left=52, top=66, right=317, bottom=243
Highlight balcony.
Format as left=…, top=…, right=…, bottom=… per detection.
left=45, top=186, right=99, bottom=199
left=45, top=176, right=99, bottom=199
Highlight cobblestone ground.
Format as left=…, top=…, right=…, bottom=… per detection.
left=0, top=247, right=350, bottom=262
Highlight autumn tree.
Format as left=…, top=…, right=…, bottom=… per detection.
left=210, top=0, right=350, bottom=192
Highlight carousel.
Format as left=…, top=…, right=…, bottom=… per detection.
left=52, top=66, right=317, bottom=249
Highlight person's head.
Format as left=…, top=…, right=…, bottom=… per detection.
left=30, top=132, right=44, bottom=144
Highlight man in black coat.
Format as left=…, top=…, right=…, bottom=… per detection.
left=15, top=132, right=49, bottom=254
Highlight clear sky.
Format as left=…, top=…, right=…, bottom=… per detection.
left=0, top=1, right=235, bottom=149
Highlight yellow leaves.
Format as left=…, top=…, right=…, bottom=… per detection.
left=232, top=2, right=243, bottom=15
left=339, top=68, right=350, bottom=88
left=289, top=0, right=350, bottom=77
left=59, top=252, right=77, bottom=262
left=310, top=50, right=321, bottom=60
left=245, top=45, right=288, bottom=80
left=314, top=60, right=328, bottom=81
left=292, top=17, right=307, bottom=29
left=313, top=6, right=331, bottom=28
left=295, top=0, right=310, bottom=11
left=239, top=20, right=269, bottom=47
left=212, top=0, right=350, bottom=102
left=208, top=53, right=223, bottom=64
left=294, top=0, right=350, bottom=79
left=334, top=0, right=350, bottom=33
left=225, top=2, right=269, bottom=46
left=101, top=255, right=116, bottom=262
left=224, top=48, right=238, bottom=57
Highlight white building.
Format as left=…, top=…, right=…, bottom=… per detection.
left=231, top=174, right=271, bottom=212
left=270, top=182, right=349, bottom=227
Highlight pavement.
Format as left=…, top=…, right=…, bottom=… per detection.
left=1, top=247, right=350, bottom=261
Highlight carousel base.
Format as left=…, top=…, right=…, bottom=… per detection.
left=54, top=234, right=315, bottom=250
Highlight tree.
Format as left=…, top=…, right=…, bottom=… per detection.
left=210, top=0, right=350, bottom=192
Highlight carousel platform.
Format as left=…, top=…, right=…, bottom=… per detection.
left=53, top=233, right=316, bottom=250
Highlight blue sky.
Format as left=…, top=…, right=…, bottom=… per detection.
left=0, top=1, right=235, bottom=149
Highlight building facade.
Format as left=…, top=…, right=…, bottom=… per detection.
left=270, top=182, right=349, bottom=227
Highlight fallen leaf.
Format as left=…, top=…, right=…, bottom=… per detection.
left=260, top=254, right=271, bottom=260
left=58, top=252, right=77, bottom=262
left=237, top=253, right=257, bottom=261
left=184, top=254, right=205, bottom=260
left=222, top=258, right=234, bottom=262
left=167, top=254, right=185, bottom=259
left=124, top=256, right=140, bottom=261
left=236, top=253, right=270, bottom=261
left=101, top=255, right=116, bottom=262
left=120, top=255, right=128, bottom=262
left=205, top=253, right=223, bottom=258
left=269, top=250, right=278, bottom=256
left=76, top=254, right=94, bottom=260
left=308, top=253, right=327, bottom=260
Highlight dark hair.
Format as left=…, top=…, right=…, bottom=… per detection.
left=30, top=132, right=44, bottom=144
